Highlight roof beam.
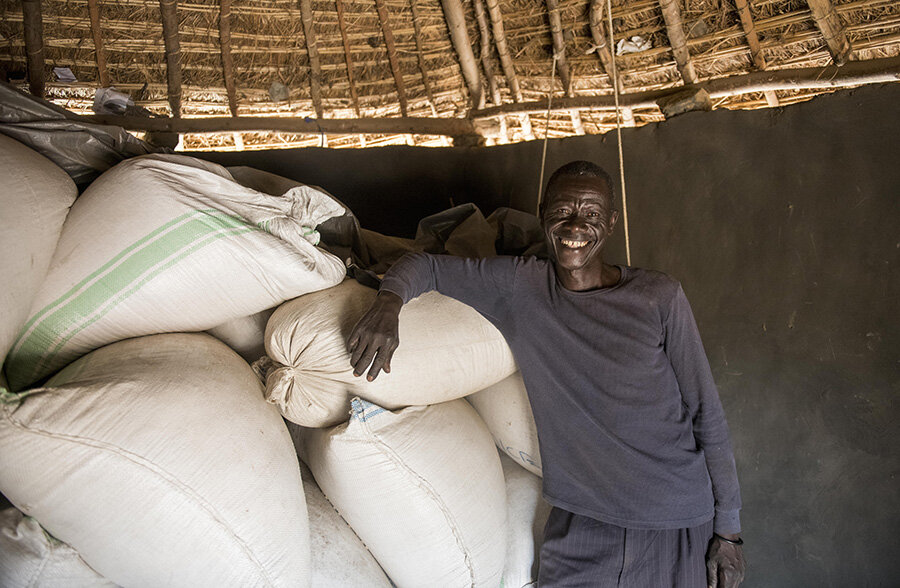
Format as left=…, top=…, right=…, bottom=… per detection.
left=472, top=56, right=900, bottom=117
left=472, top=0, right=509, bottom=142
left=409, top=0, right=439, bottom=117
left=21, top=0, right=45, bottom=97
left=158, top=0, right=182, bottom=117
left=374, top=0, right=409, bottom=116
left=334, top=0, right=362, bottom=118
left=734, top=0, right=779, bottom=106
left=440, top=0, right=483, bottom=109
left=218, top=0, right=238, bottom=116
left=299, top=0, right=324, bottom=119
left=806, top=0, right=852, bottom=65
left=484, top=0, right=533, bottom=139
left=545, top=0, right=584, bottom=135
left=657, top=0, right=699, bottom=84
left=588, top=0, right=634, bottom=125
left=87, top=0, right=110, bottom=88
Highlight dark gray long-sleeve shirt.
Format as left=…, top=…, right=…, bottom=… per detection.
left=380, top=252, right=741, bottom=534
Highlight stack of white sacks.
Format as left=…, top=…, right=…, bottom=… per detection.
left=0, top=133, right=548, bottom=587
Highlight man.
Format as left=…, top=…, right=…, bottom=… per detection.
left=348, top=161, right=746, bottom=588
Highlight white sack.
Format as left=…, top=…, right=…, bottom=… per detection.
left=265, top=279, right=517, bottom=426
left=0, top=508, right=116, bottom=588
left=0, top=333, right=311, bottom=587
left=5, top=154, right=346, bottom=390
left=467, top=372, right=542, bottom=476
left=0, top=134, right=76, bottom=368
left=303, top=397, right=507, bottom=587
left=499, top=453, right=552, bottom=588
left=207, top=307, right=275, bottom=363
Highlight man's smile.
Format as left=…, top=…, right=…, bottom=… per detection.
left=558, top=238, right=591, bottom=249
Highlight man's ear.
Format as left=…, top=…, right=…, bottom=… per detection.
left=609, top=209, right=620, bottom=232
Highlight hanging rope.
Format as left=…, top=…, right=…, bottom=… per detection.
left=535, top=51, right=559, bottom=217
left=606, top=0, right=631, bottom=266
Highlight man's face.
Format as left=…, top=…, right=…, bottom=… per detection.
left=541, top=175, right=619, bottom=274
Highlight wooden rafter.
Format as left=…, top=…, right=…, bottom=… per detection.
left=21, top=0, right=44, bottom=97
left=334, top=0, right=361, bottom=118
left=484, top=0, right=533, bottom=139
left=409, top=0, right=438, bottom=117
left=299, top=0, right=324, bottom=119
left=806, top=0, right=852, bottom=66
left=472, top=0, right=509, bottom=142
left=588, top=0, right=635, bottom=126
left=374, top=0, right=409, bottom=116
left=734, top=0, right=779, bottom=107
left=87, top=0, right=110, bottom=88
left=545, top=0, right=584, bottom=135
left=440, top=0, right=484, bottom=109
left=218, top=0, right=238, bottom=116
left=158, top=0, right=182, bottom=117
left=657, top=0, right=699, bottom=85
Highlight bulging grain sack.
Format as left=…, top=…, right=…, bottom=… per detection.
left=303, top=397, right=507, bottom=587
left=296, top=460, right=391, bottom=588
left=499, top=453, right=552, bottom=588
left=207, top=307, right=275, bottom=363
left=0, top=508, right=116, bottom=588
left=5, top=154, right=346, bottom=391
left=467, top=372, right=542, bottom=476
left=265, top=279, right=517, bottom=427
left=0, top=333, right=311, bottom=587
left=0, top=134, right=76, bottom=367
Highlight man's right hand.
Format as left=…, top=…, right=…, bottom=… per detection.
left=348, top=291, right=403, bottom=382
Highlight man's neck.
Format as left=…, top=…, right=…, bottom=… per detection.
left=554, top=262, right=621, bottom=292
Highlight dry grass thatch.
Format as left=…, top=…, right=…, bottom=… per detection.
left=1, top=0, right=898, bottom=150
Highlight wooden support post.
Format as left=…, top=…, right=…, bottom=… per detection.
left=218, top=0, right=238, bottom=116
left=484, top=0, right=533, bottom=139
left=299, top=0, right=324, bottom=119
left=545, top=0, right=584, bottom=135
left=472, top=0, right=509, bottom=142
left=440, top=0, right=484, bottom=109
left=335, top=0, right=362, bottom=118
left=158, top=0, right=182, bottom=117
left=374, top=0, right=409, bottom=116
left=657, top=0, right=699, bottom=84
left=734, top=0, right=779, bottom=107
left=588, top=0, right=634, bottom=126
left=806, top=0, right=852, bottom=66
left=87, top=0, right=110, bottom=88
left=21, top=0, right=44, bottom=98
left=409, top=0, right=439, bottom=117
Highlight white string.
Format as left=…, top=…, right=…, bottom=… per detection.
left=606, top=0, right=631, bottom=266
left=535, top=52, right=559, bottom=216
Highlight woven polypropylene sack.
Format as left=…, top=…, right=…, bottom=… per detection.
left=265, top=279, right=517, bottom=427
left=207, top=307, right=275, bottom=363
left=498, top=453, right=552, bottom=588
left=5, top=154, right=346, bottom=391
left=0, top=134, right=76, bottom=369
left=303, top=398, right=507, bottom=587
left=0, top=333, right=311, bottom=587
left=467, top=372, right=542, bottom=476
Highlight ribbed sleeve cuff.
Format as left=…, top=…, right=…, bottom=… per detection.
left=378, top=281, right=410, bottom=303
left=713, top=509, right=741, bottom=535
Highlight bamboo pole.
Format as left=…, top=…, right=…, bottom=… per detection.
left=440, top=0, right=484, bottom=109
left=484, top=0, right=533, bottom=139
left=21, top=0, right=44, bottom=97
left=588, top=0, right=634, bottom=125
left=158, top=0, right=182, bottom=117
left=299, top=0, right=324, bottom=119
left=374, top=0, right=408, bottom=116
left=546, top=0, right=584, bottom=135
left=734, top=0, right=779, bottom=107
left=334, top=0, right=362, bottom=118
left=218, top=0, right=238, bottom=116
left=409, top=0, right=438, bottom=117
left=657, top=0, right=699, bottom=84
left=806, top=0, right=852, bottom=65
left=87, top=0, right=110, bottom=88
left=472, top=0, right=509, bottom=142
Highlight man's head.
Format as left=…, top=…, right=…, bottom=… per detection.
left=540, top=161, right=619, bottom=282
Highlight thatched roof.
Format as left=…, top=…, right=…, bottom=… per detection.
left=1, top=0, right=898, bottom=150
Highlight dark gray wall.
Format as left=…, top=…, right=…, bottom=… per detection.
left=199, top=84, right=899, bottom=587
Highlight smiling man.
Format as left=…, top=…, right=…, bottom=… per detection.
left=348, top=161, right=746, bottom=588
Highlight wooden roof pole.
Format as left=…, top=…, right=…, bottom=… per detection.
left=21, top=0, right=44, bottom=97
left=806, top=0, right=852, bottom=66
left=588, top=0, right=634, bottom=126
left=657, top=0, right=699, bottom=85
left=734, top=0, right=778, bottom=107
left=546, top=0, right=584, bottom=135
left=218, top=0, right=238, bottom=116
left=87, top=0, right=110, bottom=88
left=158, top=0, right=182, bottom=117
left=374, top=0, right=409, bottom=117
left=440, top=0, right=484, bottom=110
left=472, top=0, right=509, bottom=143
left=334, top=1, right=362, bottom=120
left=299, top=0, right=324, bottom=119
left=409, top=0, right=439, bottom=118
left=484, top=0, right=533, bottom=139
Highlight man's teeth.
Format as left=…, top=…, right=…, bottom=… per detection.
left=561, top=239, right=589, bottom=248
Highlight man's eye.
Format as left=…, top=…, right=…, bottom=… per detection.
left=587, top=211, right=600, bottom=217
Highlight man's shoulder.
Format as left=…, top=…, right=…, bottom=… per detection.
left=624, top=266, right=682, bottom=294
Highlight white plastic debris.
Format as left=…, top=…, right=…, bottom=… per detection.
left=616, top=35, right=652, bottom=55
left=52, top=67, right=76, bottom=83
left=92, top=87, right=134, bottom=115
